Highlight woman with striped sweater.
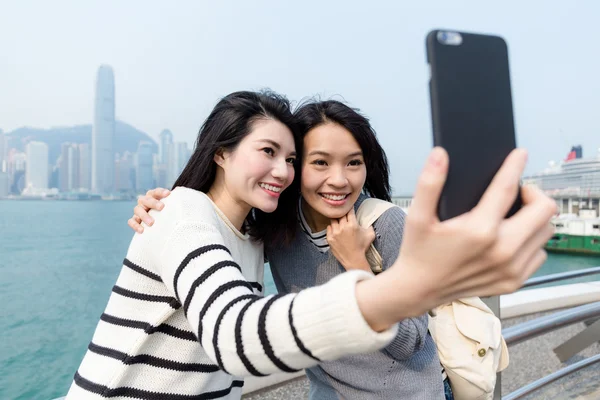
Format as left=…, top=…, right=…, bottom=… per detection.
left=68, top=90, right=555, bottom=400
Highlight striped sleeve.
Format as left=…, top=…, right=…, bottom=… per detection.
left=158, top=220, right=398, bottom=377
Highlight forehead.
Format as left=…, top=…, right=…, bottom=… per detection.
left=243, top=118, right=295, bottom=150
left=304, top=123, right=361, bottom=154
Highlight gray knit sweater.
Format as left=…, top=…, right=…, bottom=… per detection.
left=267, top=195, right=445, bottom=400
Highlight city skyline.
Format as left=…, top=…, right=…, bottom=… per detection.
left=0, top=64, right=190, bottom=197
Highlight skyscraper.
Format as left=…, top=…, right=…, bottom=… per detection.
left=68, top=145, right=80, bottom=190
left=59, top=143, right=82, bottom=192
left=136, top=141, right=154, bottom=193
left=92, top=65, right=116, bottom=194
left=159, top=129, right=173, bottom=166
left=115, top=151, right=134, bottom=192
left=0, top=171, right=8, bottom=197
left=167, top=142, right=191, bottom=186
left=7, top=150, right=26, bottom=193
left=25, top=141, right=49, bottom=191
left=0, top=129, right=5, bottom=171
left=79, top=143, right=91, bottom=190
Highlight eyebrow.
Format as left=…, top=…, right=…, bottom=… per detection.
left=307, top=150, right=363, bottom=158
left=257, top=139, right=297, bottom=156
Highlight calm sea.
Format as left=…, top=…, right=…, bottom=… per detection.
left=1, top=200, right=598, bottom=400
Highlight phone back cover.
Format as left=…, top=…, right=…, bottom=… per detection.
left=427, top=30, right=521, bottom=221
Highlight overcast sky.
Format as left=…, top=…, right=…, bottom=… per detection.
left=1, top=0, right=599, bottom=194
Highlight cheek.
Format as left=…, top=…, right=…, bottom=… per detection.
left=243, top=154, right=270, bottom=180
left=300, top=169, right=320, bottom=195
left=284, top=166, right=295, bottom=189
left=355, top=169, right=367, bottom=189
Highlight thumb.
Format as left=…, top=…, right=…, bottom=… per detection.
left=409, top=147, right=449, bottom=225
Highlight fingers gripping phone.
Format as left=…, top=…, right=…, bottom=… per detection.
left=426, top=30, right=522, bottom=221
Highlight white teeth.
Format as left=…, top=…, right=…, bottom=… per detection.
left=322, top=194, right=347, bottom=201
left=259, top=183, right=281, bottom=193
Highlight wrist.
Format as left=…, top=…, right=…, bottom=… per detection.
left=347, top=255, right=373, bottom=273
left=355, top=265, right=423, bottom=332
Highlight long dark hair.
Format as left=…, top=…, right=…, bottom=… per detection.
left=294, top=100, right=391, bottom=201
left=174, top=90, right=302, bottom=245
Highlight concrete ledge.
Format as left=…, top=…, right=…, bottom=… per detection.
left=500, top=281, right=600, bottom=318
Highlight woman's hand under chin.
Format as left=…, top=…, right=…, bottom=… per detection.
left=327, top=207, right=375, bottom=273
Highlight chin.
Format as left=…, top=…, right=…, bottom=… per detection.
left=316, top=206, right=351, bottom=220
left=255, top=200, right=279, bottom=214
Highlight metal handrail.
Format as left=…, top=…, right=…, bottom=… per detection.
left=502, top=301, right=600, bottom=346
left=521, top=266, right=600, bottom=288
left=502, top=353, right=600, bottom=400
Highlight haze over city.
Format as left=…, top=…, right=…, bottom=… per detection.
left=1, top=0, right=599, bottom=193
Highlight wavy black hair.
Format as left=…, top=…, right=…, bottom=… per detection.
left=174, top=90, right=302, bottom=246
left=294, top=100, right=391, bottom=201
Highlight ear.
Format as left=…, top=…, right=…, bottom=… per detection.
left=213, top=148, right=226, bottom=167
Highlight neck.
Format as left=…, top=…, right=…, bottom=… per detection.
left=301, top=198, right=331, bottom=232
left=207, top=184, right=251, bottom=232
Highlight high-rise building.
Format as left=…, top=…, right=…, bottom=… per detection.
left=59, top=143, right=70, bottom=191
left=68, top=145, right=80, bottom=190
left=92, top=65, right=116, bottom=194
left=59, top=143, right=81, bottom=192
left=159, top=129, right=173, bottom=166
left=136, top=142, right=154, bottom=193
left=0, top=129, right=5, bottom=171
left=25, top=141, right=49, bottom=191
left=115, top=152, right=134, bottom=192
left=167, top=142, right=190, bottom=186
left=7, top=150, right=26, bottom=193
left=0, top=171, right=8, bottom=197
left=78, top=143, right=91, bottom=190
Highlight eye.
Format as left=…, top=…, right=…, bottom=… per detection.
left=311, top=159, right=328, bottom=166
left=286, top=157, right=296, bottom=165
left=348, top=159, right=364, bottom=166
left=262, top=147, right=275, bottom=156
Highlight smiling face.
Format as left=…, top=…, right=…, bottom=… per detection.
left=300, top=122, right=367, bottom=231
left=218, top=118, right=297, bottom=215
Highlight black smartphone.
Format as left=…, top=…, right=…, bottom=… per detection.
left=426, top=29, right=522, bottom=221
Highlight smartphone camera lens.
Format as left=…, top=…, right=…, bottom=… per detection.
left=437, top=31, right=463, bottom=46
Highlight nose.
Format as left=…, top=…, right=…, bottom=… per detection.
left=328, top=166, right=348, bottom=187
left=271, top=157, right=289, bottom=183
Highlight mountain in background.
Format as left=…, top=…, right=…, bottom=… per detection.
left=5, top=121, right=158, bottom=165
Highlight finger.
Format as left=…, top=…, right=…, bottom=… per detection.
left=140, top=195, right=165, bottom=211
left=519, top=249, right=547, bottom=284
left=407, top=147, right=448, bottom=226
left=501, top=185, right=557, bottom=246
left=473, top=148, right=527, bottom=222
left=367, top=226, right=376, bottom=243
left=128, top=218, right=144, bottom=233
left=456, top=220, right=553, bottom=294
left=346, top=207, right=357, bottom=225
left=511, top=222, right=554, bottom=271
left=134, top=205, right=154, bottom=226
left=147, top=188, right=171, bottom=200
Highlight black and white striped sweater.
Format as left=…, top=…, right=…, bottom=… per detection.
left=66, top=187, right=397, bottom=400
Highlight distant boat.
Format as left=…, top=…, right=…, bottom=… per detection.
left=547, top=208, right=600, bottom=255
